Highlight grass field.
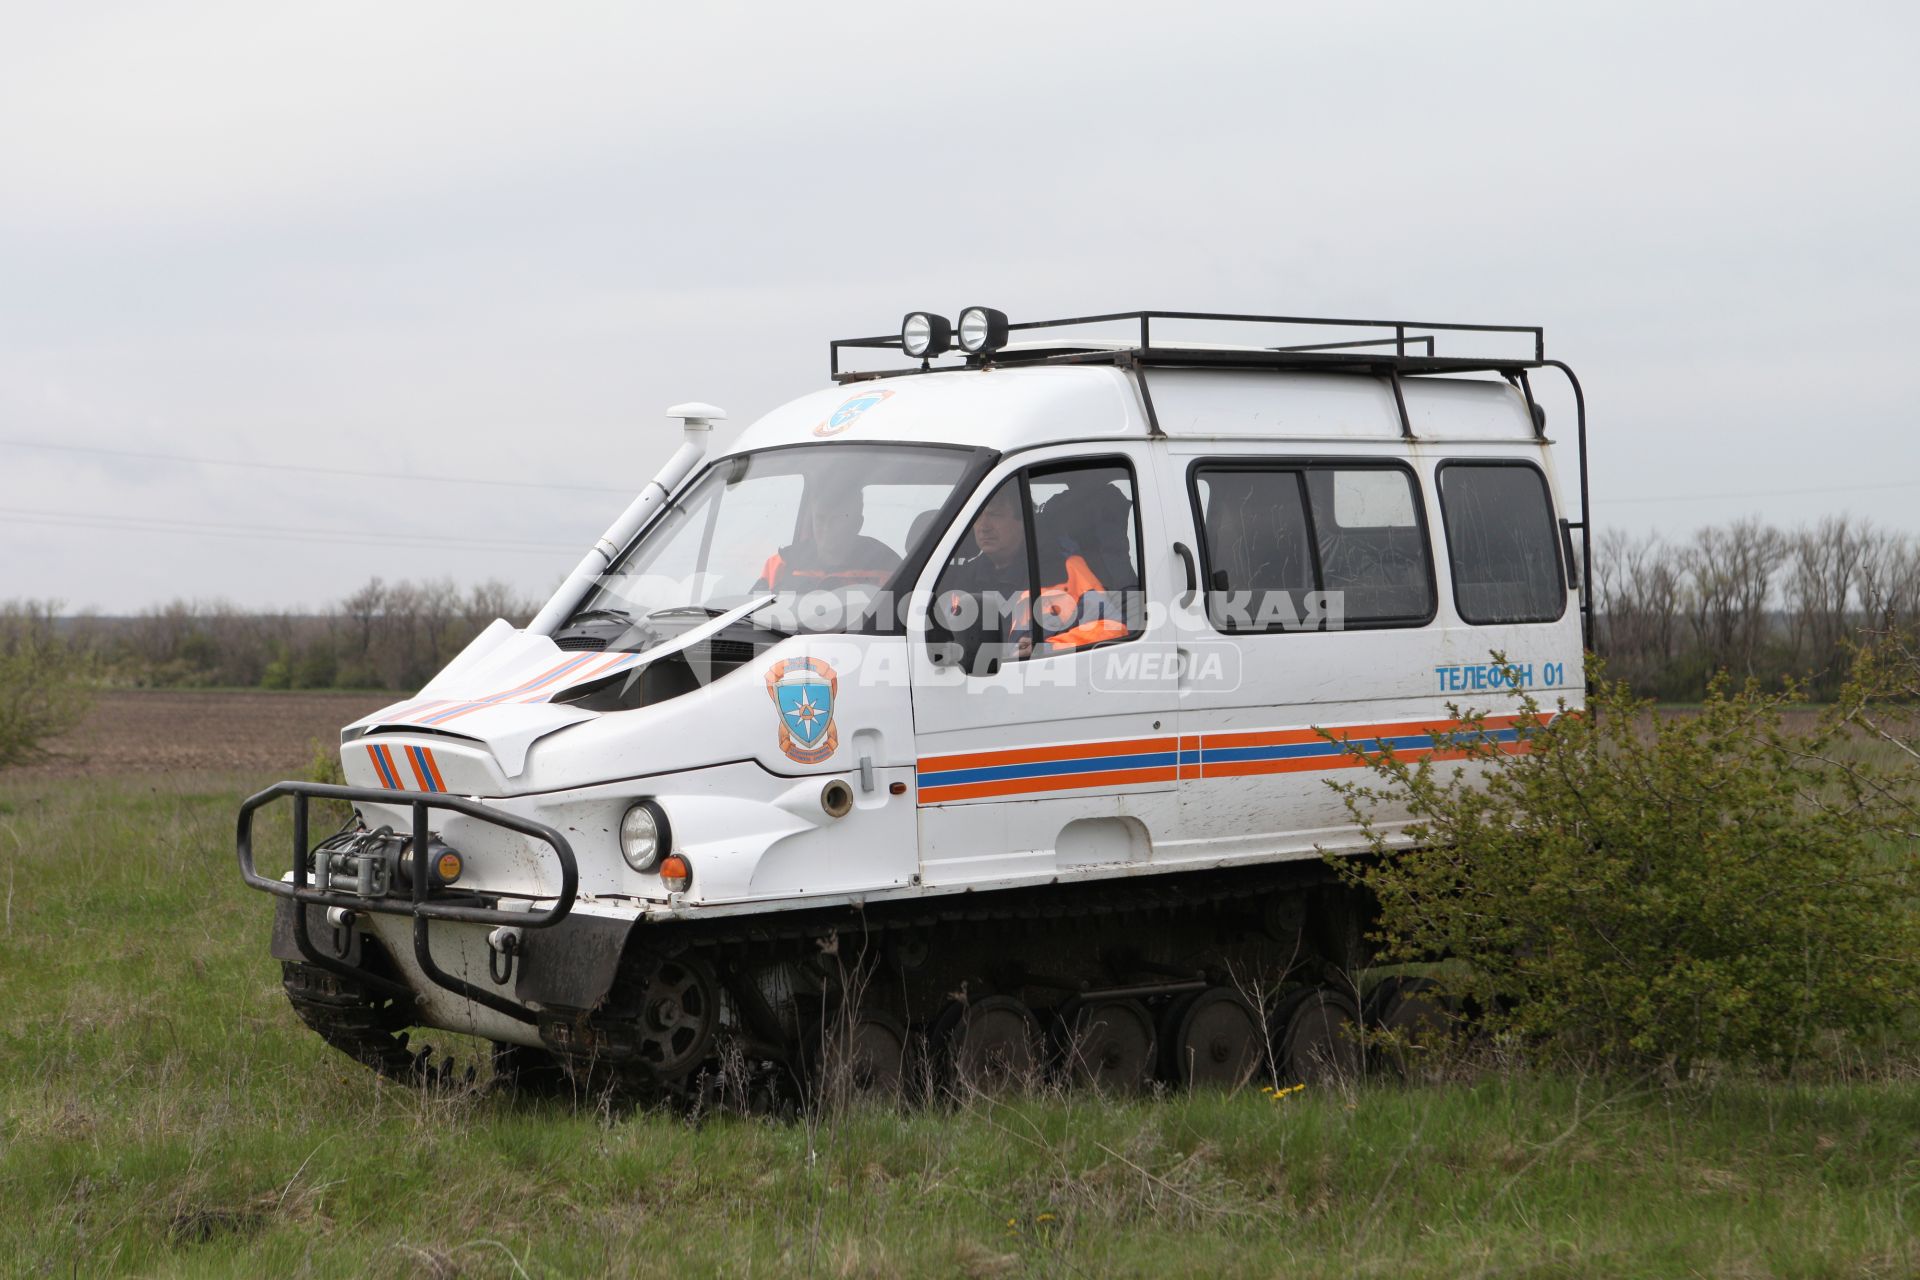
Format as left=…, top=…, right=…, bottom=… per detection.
left=2, top=700, right=1917, bottom=1277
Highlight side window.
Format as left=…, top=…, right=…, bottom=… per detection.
left=1437, top=463, right=1566, bottom=624
left=1193, top=470, right=1315, bottom=632
left=1192, top=462, right=1434, bottom=632
left=929, top=459, right=1142, bottom=673
left=1304, top=467, right=1433, bottom=626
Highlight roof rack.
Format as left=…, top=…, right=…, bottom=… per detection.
left=827, top=308, right=1591, bottom=652
left=829, top=309, right=1546, bottom=383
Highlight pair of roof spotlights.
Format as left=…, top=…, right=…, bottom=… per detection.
left=901, top=307, right=1010, bottom=359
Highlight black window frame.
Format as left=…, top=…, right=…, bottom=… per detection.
left=1434, top=457, right=1568, bottom=626
left=929, top=451, right=1149, bottom=672
left=1186, top=456, right=1439, bottom=635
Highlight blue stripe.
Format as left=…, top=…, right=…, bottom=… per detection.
left=1204, top=739, right=1351, bottom=765
left=915, top=725, right=1525, bottom=791
left=919, top=750, right=1179, bottom=790
left=1202, top=728, right=1519, bottom=766
left=371, top=747, right=397, bottom=789
left=407, top=745, right=438, bottom=791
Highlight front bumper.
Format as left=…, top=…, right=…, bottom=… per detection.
left=238, top=780, right=583, bottom=1025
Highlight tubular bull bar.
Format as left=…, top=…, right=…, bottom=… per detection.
left=237, top=781, right=578, bottom=1024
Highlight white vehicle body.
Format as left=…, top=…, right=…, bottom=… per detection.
left=248, top=310, right=1591, bottom=1061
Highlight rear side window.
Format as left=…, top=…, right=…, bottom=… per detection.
left=1437, top=462, right=1566, bottom=624
left=1192, top=462, right=1435, bottom=632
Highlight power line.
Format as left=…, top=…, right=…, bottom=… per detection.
left=0, top=436, right=636, bottom=495
left=0, top=505, right=581, bottom=555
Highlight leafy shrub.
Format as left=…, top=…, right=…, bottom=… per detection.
left=0, top=602, right=94, bottom=771
left=1333, top=657, right=1919, bottom=1075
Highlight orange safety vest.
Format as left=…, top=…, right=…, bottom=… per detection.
left=759, top=551, right=895, bottom=591
left=1019, top=554, right=1128, bottom=651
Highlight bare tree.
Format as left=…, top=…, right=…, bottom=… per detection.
left=1859, top=531, right=1920, bottom=633
left=1681, top=518, right=1784, bottom=678
left=1784, top=517, right=1869, bottom=691
left=1595, top=529, right=1683, bottom=688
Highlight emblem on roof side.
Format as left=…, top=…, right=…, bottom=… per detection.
left=812, top=389, right=894, bottom=437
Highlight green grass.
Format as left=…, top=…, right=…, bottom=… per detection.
left=1, top=775, right=1916, bottom=1278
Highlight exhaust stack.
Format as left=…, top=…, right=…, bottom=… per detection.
left=527, top=402, right=725, bottom=636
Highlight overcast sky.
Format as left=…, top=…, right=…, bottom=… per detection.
left=3, top=1, right=1916, bottom=613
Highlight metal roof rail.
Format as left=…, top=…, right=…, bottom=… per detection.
left=830, top=309, right=1545, bottom=382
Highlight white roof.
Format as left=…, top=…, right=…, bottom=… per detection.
left=722, top=363, right=1541, bottom=459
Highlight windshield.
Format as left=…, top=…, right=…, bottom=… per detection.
left=565, top=442, right=988, bottom=647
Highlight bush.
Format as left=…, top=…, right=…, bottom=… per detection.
left=0, top=602, right=94, bottom=771
left=1333, top=657, right=1919, bottom=1075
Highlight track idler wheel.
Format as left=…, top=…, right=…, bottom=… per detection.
left=633, top=956, right=720, bottom=1079
left=1057, top=999, right=1156, bottom=1094
left=1272, top=987, right=1363, bottom=1085
left=940, top=996, right=1042, bottom=1094
left=1163, top=987, right=1263, bottom=1089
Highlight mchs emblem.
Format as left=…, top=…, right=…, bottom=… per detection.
left=766, top=657, right=838, bottom=764
left=812, top=389, right=893, bottom=437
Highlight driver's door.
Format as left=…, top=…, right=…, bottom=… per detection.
left=908, top=445, right=1182, bottom=886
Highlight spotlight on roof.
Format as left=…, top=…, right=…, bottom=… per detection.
left=900, top=312, right=952, bottom=359
left=957, top=306, right=1010, bottom=356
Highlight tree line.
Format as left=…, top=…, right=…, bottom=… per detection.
left=1596, top=516, right=1920, bottom=699
left=14, top=515, right=1920, bottom=697
left=51, top=579, right=540, bottom=692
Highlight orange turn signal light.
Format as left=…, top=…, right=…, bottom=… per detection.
left=435, top=849, right=464, bottom=885
left=659, top=854, right=692, bottom=893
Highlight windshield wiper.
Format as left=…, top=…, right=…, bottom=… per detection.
left=646, top=596, right=794, bottom=639
left=563, top=607, right=633, bottom=625
left=644, top=605, right=726, bottom=620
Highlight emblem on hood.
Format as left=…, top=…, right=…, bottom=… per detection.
left=766, top=657, right=839, bottom=764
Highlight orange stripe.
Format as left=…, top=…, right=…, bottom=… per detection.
left=1199, top=736, right=1534, bottom=779
left=920, top=764, right=1179, bottom=804
left=922, top=736, right=1175, bottom=774
left=425, top=654, right=598, bottom=724
left=1205, top=713, right=1531, bottom=752
left=364, top=744, right=390, bottom=788
left=1200, top=753, right=1371, bottom=780
left=377, top=744, right=407, bottom=790
left=403, top=746, right=430, bottom=790
left=422, top=747, right=448, bottom=792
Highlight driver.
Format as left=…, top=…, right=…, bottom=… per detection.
left=933, top=483, right=1032, bottom=668
left=934, top=479, right=1132, bottom=670
left=756, top=489, right=900, bottom=593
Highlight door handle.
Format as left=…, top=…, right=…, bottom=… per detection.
left=1173, top=542, right=1198, bottom=609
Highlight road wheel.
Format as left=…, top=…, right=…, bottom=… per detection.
left=1272, top=986, right=1362, bottom=1085
left=1058, top=998, right=1156, bottom=1094
left=942, top=996, right=1042, bottom=1095
left=1163, top=987, right=1263, bottom=1089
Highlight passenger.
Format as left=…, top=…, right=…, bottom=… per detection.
left=756, top=489, right=900, bottom=593
left=1029, top=481, right=1131, bottom=651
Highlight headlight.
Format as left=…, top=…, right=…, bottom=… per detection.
left=900, top=311, right=952, bottom=359
left=957, top=305, right=1008, bottom=355
left=619, top=799, right=670, bottom=872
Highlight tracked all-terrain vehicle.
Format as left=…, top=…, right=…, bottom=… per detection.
left=239, top=309, right=1591, bottom=1100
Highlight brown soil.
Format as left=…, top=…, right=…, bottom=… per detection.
left=10, top=689, right=395, bottom=782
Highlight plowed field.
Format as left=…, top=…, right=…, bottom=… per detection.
left=13, top=689, right=392, bottom=781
